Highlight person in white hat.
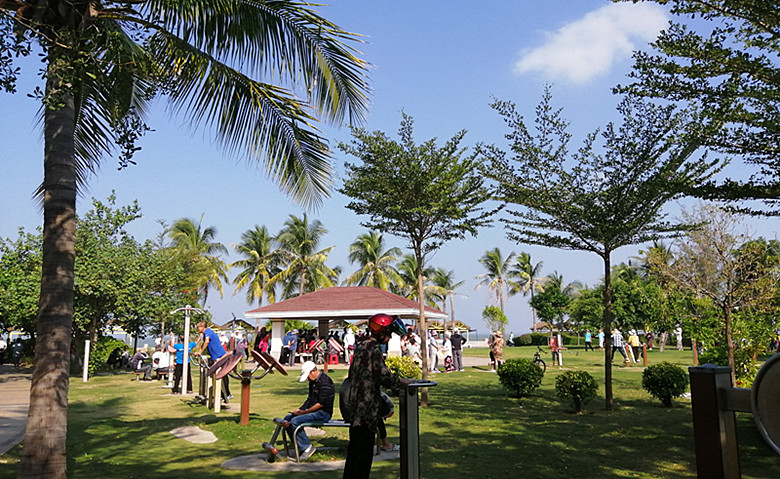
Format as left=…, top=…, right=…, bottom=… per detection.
left=278, top=360, right=334, bottom=460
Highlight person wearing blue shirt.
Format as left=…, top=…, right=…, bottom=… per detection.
left=172, top=336, right=196, bottom=394
left=584, top=330, right=594, bottom=351
left=195, top=321, right=231, bottom=402
left=283, top=329, right=299, bottom=366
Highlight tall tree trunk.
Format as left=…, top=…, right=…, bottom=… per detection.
left=449, top=294, right=455, bottom=333
left=19, top=67, right=77, bottom=479
left=602, top=253, right=614, bottom=411
left=417, top=271, right=430, bottom=405
left=723, top=302, right=736, bottom=387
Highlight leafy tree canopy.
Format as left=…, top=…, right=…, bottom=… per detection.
left=339, top=113, right=496, bottom=260
left=616, top=0, right=780, bottom=214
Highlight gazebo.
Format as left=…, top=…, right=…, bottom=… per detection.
left=244, top=286, right=447, bottom=358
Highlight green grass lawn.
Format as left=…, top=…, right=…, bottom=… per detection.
left=1, top=347, right=778, bottom=478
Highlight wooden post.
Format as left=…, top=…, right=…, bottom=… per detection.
left=240, top=372, right=251, bottom=426
left=689, top=364, right=741, bottom=479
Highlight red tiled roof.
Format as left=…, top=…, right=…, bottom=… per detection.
left=244, top=286, right=446, bottom=321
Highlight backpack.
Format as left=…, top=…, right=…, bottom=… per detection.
left=339, top=377, right=394, bottom=423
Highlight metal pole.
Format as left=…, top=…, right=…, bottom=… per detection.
left=182, top=306, right=191, bottom=396
left=82, top=340, right=90, bottom=382
left=171, top=305, right=206, bottom=396
left=166, top=333, right=174, bottom=389
left=399, top=380, right=437, bottom=479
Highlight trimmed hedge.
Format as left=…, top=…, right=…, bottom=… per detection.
left=497, top=358, right=544, bottom=398
left=385, top=355, right=422, bottom=379
left=90, top=337, right=128, bottom=376
left=514, top=333, right=577, bottom=347
left=642, top=362, right=689, bottom=407
left=555, top=370, right=598, bottom=413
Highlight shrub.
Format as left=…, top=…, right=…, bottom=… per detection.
left=385, top=355, right=422, bottom=379
left=699, top=346, right=760, bottom=388
left=514, top=334, right=532, bottom=347
left=642, top=362, right=689, bottom=407
left=497, top=358, right=544, bottom=398
left=555, top=370, right=598, bottom=413
left=90, top=337, right=128, bottom=376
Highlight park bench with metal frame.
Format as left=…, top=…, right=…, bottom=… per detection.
left=263, top=417, right=381, bottom=462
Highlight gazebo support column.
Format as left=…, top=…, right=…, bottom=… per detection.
left=270, top=319, right=285, bottom=360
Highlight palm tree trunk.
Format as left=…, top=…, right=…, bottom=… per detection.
left=19, top=66, right=77, bottom=479
left=449, top=293, right=455, bottom=333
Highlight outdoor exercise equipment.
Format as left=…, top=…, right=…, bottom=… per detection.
left=549, top=334, right=566, bottom=366
left=231, top=350, right=288, bottom=425
left=689, top=353, right=780, bottom=478
left=207, top=349, right=244, bottom=379
left=261, top=378, right=438, bottom=474
left=195, top=349, right=287, bottom=415
left=169, top=305, right=207, bottom=396
left=399, top=380, right=438, bottom=479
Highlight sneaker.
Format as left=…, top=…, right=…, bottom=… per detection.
left=459, top=369, right=465, bottom=372
left=299, top=444, right=316, bottom=460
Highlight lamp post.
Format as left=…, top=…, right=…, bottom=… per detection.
left=170, top=305, right=206, bottom=395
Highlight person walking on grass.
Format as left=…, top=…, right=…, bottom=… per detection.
left=490, top=331, right=505, bottom=371
left=584, top=330, right=594, bottom=351
left=627, top=330, right=641, bottom=363
left=343, top=314, right=411, bottom=479
left=611, top=328, right=628, bottom=363
left=675, top=326, right=684, bottom=351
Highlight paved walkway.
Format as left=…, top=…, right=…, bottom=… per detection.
left=0, top=364, right=31, bottom=455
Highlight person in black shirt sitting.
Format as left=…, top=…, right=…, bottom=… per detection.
left=279, top=361, right=334, bottom=460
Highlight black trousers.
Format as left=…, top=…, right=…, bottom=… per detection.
left=172, top=363, right=193, bottom=393
left=343, top=425, right=376, bottom=479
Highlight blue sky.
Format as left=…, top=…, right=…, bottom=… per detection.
left=1, top=1, right=775, bottom=336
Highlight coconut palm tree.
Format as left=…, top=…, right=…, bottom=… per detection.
left=8, top=2, right=369, bottom=475
left=168, top=216, right=229, bottom=305
left=431, top=267, right=466, bottom=331
left=274, top=214, right=337, bottom=298
left=395, top=254, right=438, bottom=306
left=343, top=231, right=403, bottom=290
left=545, top=271, right=584, bottom=298
left=230, top=225, right=278, bottom=306
left=475, top=248, right=517, bottom=312
left=510, top=252, right=547, bottom=331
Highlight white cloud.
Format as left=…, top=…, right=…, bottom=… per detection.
left=514, top=2, right=668, bottom=84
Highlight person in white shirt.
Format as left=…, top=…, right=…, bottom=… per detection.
left=342, top=328, right=356, bottom=364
